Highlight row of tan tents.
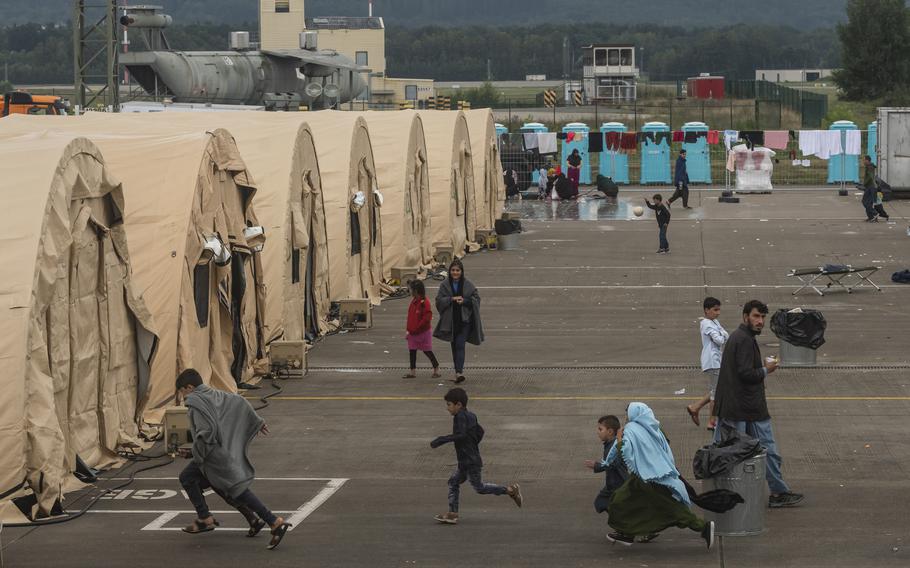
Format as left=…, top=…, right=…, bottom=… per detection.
left=0, top=109, right=505, bottom=523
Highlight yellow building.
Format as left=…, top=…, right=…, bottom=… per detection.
left=259, top=2, right=435, bottom=105
left=260, top=0, right=306, bottom=51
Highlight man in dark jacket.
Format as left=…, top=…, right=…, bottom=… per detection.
left=862, top=155, right=878, bottom=222
left=668, top=149, right=691, bottom=209
left=431, top=388, right=522, bottom=524
left=713, top=300, right=804, bottom=508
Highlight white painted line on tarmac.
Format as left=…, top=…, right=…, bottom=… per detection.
left=83, top=478, right=349, bottom=532
left=481, top=284, right=909, bottom=290
left=286, top=478, right=348, bottom=528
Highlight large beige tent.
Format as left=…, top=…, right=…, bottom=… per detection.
left=75, top=112, right=333, bottom=344
left=302, top=111, right=384, bottom=302
left=3, top=116, right=269, bottom=424
left=465, top=109, right=506, bottom=233
left=0, top=134, right=157, bottom=522
left=356, top=110, right=433, bottom=276
left=417, top=110, right=476, bottom=258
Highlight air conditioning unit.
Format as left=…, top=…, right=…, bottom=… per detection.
left=338, top=298, right=372, bottom=328
left=269, top=340, right=308, bottom=374
left=165, top=406, right=191, bottom=456
left=230, top=31, right=250, bottom=50
left=434, top=244, right=454, bottom=266
left=300, top=31, right=318, bottom=51
left=391, top=267, right=419, bottom=287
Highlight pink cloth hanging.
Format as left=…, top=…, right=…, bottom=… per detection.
left=764, top=131, right=789, bottom=150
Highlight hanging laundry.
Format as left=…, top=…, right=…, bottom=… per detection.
left=844, top=130, right=862, bottom=155
left=672, top=131, right=684, bottom=142
left=589, top=132, right=605, bottom=153
left=537, top=132, right=558, bottom=154
left=523, top=132, right=539, bottom=151
left=723, top=130, right=739, bottom=151
left=604, top=132, right=621, bottom=151
left=726, top=150, right=736, bottom=172
left=800, top=130, right=841, bottom=159
left=735, top=152, right=749, bottom=171
left=557, top=132, right=568, bottom=140
left=621, top=132, right=638, bottom=150
left=707, top=131, right=720, bottom=145
left=764, top=131, right=789, bottom=150
left=683, top=130, right=706, bottom=143
left=655, top=131, right=671, bottom=145
left=740, top=131, right=764, bottom=150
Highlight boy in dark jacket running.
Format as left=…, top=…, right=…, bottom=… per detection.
left=431, top=388, right=522, bottom=524
left=645, top=194, right=671, bottom=254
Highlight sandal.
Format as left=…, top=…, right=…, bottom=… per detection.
left=432, top=369, right=441, bottom=378
left=267, top=522, right=292, bottom=550
left=402, top=373, right=417, bottom=379
left=247, top=518, right=266, bottom=537
left=182, top=518, right=219, bottom=534
left=686, top=406, right=701, bottom=427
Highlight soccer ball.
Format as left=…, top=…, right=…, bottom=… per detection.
left=632, top=206, right=644, bottom=217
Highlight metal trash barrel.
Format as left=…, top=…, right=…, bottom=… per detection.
left=780, top=340, right=817, bottom=367
left=704, top=450, right=768, bottom=536
left=497, top=233, right=520, bottom=250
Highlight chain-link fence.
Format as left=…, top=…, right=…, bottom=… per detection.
left=498, top=131, right=874, bottom=189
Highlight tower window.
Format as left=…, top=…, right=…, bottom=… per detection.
left=275, top=1, right=290, bottom=13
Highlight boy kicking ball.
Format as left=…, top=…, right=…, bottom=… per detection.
left=430, top=388, right=522, bottom=524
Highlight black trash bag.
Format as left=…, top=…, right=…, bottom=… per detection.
left=681, top=475, right=744, bottom=514
left=596, top=174, right=619, bottom=197
left=692, top=425, right=763, bottom=480
left=770, top=308, right=826, bottom=350
left=892, top=269, right=910, bottom=284
left=495, top=218, right=522, bottom=235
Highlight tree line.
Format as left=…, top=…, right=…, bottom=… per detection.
left=1, top=0, right=849, bottom=28
left=1, top=21, right=840, bottom=86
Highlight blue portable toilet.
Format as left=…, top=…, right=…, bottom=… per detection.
left=640, top=122, right=672, bottom=185
left=681, top=121, right=712, bottom=184
left=827, top=120, right=860, bottom=184
left=562, top=122, right=592, bottom=185
left=495, top=122, right=508, bottom=137
left=867, top=121, right=877, bottom=165
left=520, top=122, right=549, bottom=183
left=599, top=122, right=629, bottom=184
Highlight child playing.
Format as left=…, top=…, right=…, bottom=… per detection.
left=430, top=388, right=523, bottom=524
left=538, top=166, right=548, bottom=199
left=404, top=279, right=440, bottom=379
left=585, top=416, right=659, bottom=544
left=874, top=187, right=890, bottom=221
left=687, top=297, right=728, bottom=430
left=644, top=194, right=671, bottom=254
left=584, top=415, right=629, bottom=514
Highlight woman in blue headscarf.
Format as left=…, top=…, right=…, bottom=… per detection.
left=604, top=402, right=714, bottom=549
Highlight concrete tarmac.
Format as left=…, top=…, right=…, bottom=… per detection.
left=4, top=190, right=910, bottom=567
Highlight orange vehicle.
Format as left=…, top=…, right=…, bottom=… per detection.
left=1, top=91, right=69, bottom=117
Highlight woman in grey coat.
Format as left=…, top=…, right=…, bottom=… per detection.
left=433, top=259, right=484, bottom=384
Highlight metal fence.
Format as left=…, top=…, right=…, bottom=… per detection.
left=498, top=131, right=873, bottom=189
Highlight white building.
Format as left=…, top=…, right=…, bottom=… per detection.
left=755, top=69, right=835, bottom=83
left=582, top=44, right=639, bottom=103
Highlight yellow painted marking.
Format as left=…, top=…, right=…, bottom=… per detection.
left=254, top=395, right=910, bottom=402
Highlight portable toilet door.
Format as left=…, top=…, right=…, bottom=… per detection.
left=681, top=121, right=712, bottom=183
left=640, top=121, right=672, bottom=185
left=495, top=123, right=508, bottom=137
left=599, top=122, right=629, bottom=184
left=562, top=122, right=592, bottom=184
left=520, top=122, right=549, bottom=183
left=867, top=121, right=877, bottom=165
left=827, top=120, right=860, bottom=183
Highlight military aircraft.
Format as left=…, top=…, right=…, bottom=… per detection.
left=120, top=6, right=367, bottom=109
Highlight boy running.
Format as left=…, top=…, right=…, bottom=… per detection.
left=430, top=388, right=523, bottom=524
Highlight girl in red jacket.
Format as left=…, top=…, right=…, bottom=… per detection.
left=404, top=279, right=440, bottom=378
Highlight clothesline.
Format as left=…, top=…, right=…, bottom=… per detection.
left=518, top=129, right=867, bottom=160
